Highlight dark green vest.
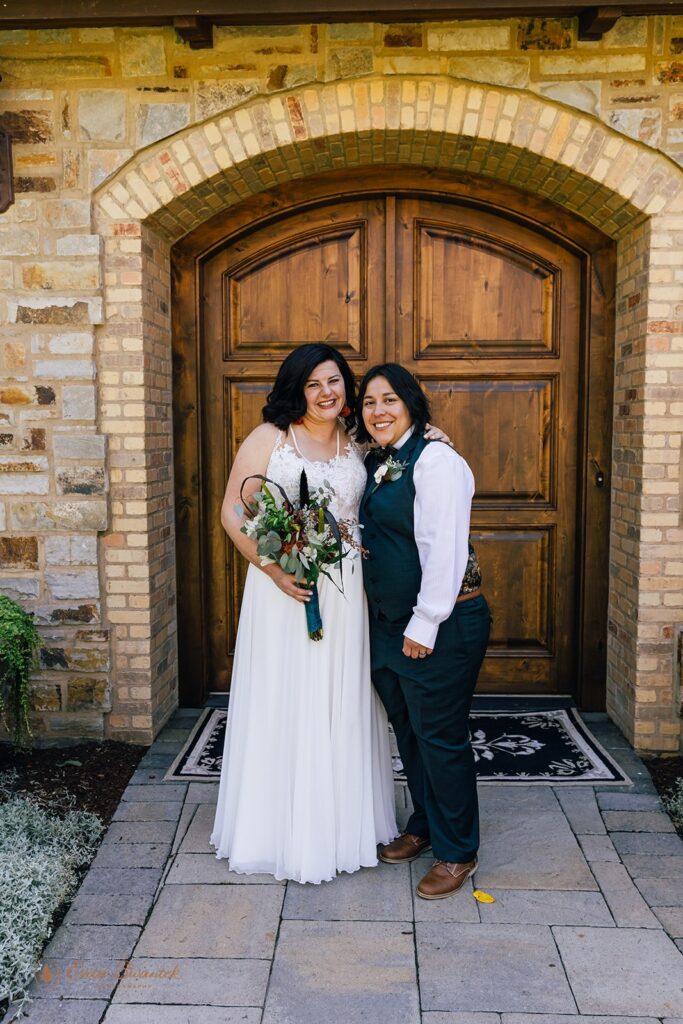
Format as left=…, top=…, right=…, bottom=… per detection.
left=360, top=433, right=481, bottom=624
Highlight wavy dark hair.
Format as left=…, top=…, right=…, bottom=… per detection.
left=355, top=362, right=431, bottom=444
left=262, top=344, right=357, bottom=431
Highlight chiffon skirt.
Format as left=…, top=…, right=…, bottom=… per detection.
left=209, top=557, right=399, bottom=884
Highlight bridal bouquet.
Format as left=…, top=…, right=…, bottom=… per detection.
left=236, top=470, right=350, bottom=641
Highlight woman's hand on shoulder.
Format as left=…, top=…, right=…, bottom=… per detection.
left=424, top=422, right=454, bottom=448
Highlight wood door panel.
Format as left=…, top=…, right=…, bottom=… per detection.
left=201, top=197, right=387, bottom=690
left=423, top=377, right=555, bottom=506
left=396, top=196, right=581, bottom=694
left=415, top=221, right=557, bottom=357
left=474, top=528, right=552, bottom=653
left=225, top=380, right=273, bottom=664
left=226, top=223, right=365, bottom=358
left=174, top=169, right=614, bottom=708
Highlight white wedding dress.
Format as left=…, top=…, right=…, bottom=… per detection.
left=209, top=426, right=398, bottom=884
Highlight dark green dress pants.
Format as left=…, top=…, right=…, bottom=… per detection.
left=370, top=594, right=491, bottom=863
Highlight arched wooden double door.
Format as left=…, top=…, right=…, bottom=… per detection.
left=173, top=169, right=614, bottom=708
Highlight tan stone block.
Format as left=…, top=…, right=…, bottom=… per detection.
left=384, top=55, right=442, bottom=75
left=428, top=24, right=510, bottom=51
left=19, top=262, right=100, bottom=291
left=64, top=674, right=110, bottom=710
left=325, top=46, right=374, bottom=81
left=540, top=54, right=646, bottom=75
left=448, top=56, right=529, bottom=88
left=120, top=31, right=167, bottom=77
left=30, top=683, right=62, bottom=712
left=0, top=56, right=112, bottom=82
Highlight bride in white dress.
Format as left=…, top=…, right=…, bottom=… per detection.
left=210, top=344, right=446, bottom=884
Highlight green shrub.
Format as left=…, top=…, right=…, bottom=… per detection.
left=0, top=596, right=41, bottom=748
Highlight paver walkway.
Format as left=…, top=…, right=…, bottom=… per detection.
left=5, top=709, right=683, bottom=1024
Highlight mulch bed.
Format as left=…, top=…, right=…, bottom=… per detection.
left=0, top=740, right=148, bottom=1015
left=643, top=753, right=683, bottom=799
left=0, top=740, right=147, bottom=821
left=642, top=753, right=683, bottom=836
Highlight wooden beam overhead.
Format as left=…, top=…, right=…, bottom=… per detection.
left=0, top=0, right=680, bottom=25
left=173, top=15, right=213, bottom=48
left=578, top=4, right=623, bottom=37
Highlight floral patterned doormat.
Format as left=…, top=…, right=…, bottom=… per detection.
left=164, top=707, right=630, bottom=785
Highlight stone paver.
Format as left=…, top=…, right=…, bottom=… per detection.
left=104, top=1008, right=261, bottom=1023
left=90, top=842, right=171, bottom=869
left=417, top=923, right=576, bottom=1013
left=502, top=1017, right=659, bottom=1024
left=283, top=863, right=413, bottom=921
left=78, top=866, right=163, bottom=896
left=135, top=883, right=284, bottom=958
left=478, top=787, right=597, bottom=890
left=554, top=789, right=606, bottom=834
left=63, top=893, right=152, bottom=926
left=597, top=792, right=663, bottom=810
left=12, top=708, right=682, bottom=1024
left=171, top=801, right=197, bottom=855
left=576, top=834, right=620, bottom=862
left=166, top=852, right=284, bottom=885
left=3, top=999, right=109, bottom=1023
left=109, top=956, right=270, bottom=1007
left=44, top=925, right=141, bottom=960
left=622, top=854, right=683, bottom=876
left=469, top=888, right=613, bottom=926
left=121, top=784, right=188, bottom=802
left=653, top=906, right=683, bottom=937
left=422, top=1016, right=501, bottom=1023
left=185, top=782, right=219, bottom=803
left=102, top=821, right=178, bottom=845
left=262, top=920, right=419, bottom=1024
left=553, top=925, right=683, bottom=1016
left=611, top=831, right=683, bottom=856
left=602, top=810, right=676, bottom=832
left=177, top=802, right=217, bottom=852
left=633, top=874, right=683, bottom=905
left=589, top=862, right=660, bottom=928
left=112, top=800, right=184, bottom=821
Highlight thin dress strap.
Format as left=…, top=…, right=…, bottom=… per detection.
left=289, top=425, right=340, bottom=461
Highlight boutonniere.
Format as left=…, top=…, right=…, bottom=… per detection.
left=371, top=454, right=409, bottom=493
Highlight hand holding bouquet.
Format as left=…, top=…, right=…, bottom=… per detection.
left=236, top=470, right=352, bottom=640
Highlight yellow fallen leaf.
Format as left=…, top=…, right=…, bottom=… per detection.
left=473, top=889, right=496, bottom=904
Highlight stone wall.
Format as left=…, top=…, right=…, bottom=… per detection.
left=0, top=16, right=682, bottom=749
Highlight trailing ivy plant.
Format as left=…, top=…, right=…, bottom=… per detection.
left=0, top=596, right=40, bottom=748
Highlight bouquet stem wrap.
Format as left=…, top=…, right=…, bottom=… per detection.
left=304, top=582, right=323, bottom=641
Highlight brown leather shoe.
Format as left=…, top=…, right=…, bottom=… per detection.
left=415, top=857, right=478, bottom=899
left=378, top=833, right=432, bottom=864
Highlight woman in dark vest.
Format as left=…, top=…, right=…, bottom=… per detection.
left=357, top=363, right=491, bottom=900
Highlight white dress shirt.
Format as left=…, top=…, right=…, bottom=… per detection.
left=392, top=426, right=475, bottom=649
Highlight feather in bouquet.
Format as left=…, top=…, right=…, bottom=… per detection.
left=235, top=469, right=350, bottom=641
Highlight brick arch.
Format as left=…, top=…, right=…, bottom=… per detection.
left=94, top=76, right=683, bottom=754
left=95, top=77, right=683, bottom=241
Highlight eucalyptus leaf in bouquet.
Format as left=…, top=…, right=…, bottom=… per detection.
left=237, top=470, right=359, bottom=641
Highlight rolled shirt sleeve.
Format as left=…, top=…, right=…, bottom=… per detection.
left=404, top=443, right=475, bottom=649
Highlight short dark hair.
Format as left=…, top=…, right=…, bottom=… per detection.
left=355, top=363, right=430, bottom=443
left=262, top=343, right=356, bottom=431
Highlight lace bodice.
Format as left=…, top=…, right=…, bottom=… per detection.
left=266, top=427, right=367, bottom=526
